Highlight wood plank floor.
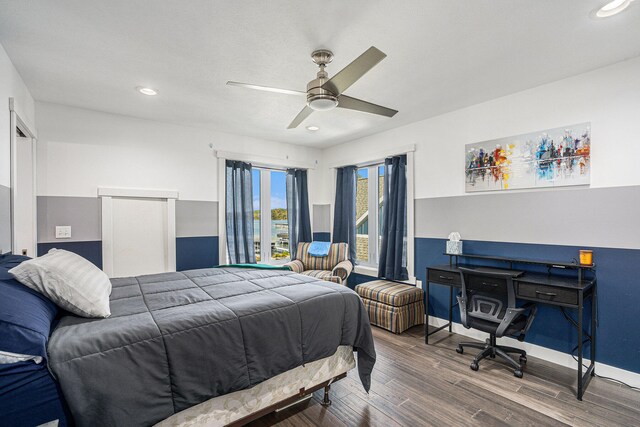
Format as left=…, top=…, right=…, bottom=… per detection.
left=247, top=325, right=640, bottom=427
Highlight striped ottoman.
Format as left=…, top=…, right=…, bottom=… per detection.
left=355, top=280, right=425, bottom=334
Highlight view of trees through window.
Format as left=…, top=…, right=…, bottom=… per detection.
left=252, top=169, right=261, bottom=261
left=252, top=169, right=290, bottom=263
left=269, top=170, right=289, bottom=261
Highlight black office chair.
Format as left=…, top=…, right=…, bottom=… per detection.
left=455, top=267, right=537, bottom=378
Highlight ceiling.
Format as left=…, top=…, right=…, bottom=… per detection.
left=1, top=1, right=639, bottom=148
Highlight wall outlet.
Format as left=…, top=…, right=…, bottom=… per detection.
left=55, top=226, right=72, bottom=239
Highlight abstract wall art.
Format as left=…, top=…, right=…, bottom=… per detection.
left=465, top=123, right=591, bottom=192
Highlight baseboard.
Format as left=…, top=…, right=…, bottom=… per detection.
left=428, top=316, right=640, bottom=389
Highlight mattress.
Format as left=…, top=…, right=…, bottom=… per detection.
left=156, top=345, right=355, bottom=427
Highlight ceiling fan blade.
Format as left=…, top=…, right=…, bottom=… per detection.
left=226, top=81, right=305, bottom=96
left=287, top=106, right=314, bottom=129
left=337, top=95, right=398, bottom=118
left=321, top=46, right=386, bottom=95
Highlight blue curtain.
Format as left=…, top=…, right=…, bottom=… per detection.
left=332, top=166, right=357, bottom=263
left=225, top=160, right=255, bottom=264
left=378, top=155, right=408, bottom=280
left=286, top=169, right=312, bottom=260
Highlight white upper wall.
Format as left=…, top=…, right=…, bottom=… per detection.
left=0, top=43, right=35, bottom=186
left=320, top=56, right=640, bottom=202
left=26, top=54, right=640, bottom=206
left=36, top=102, right=322, bottom=201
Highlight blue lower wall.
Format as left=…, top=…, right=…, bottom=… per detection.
left=416, top=237, right=640, bottom=374
left=37, top=237, right=220, bottom=273
left=37, top=234, right=636, bottom=373
left=38, top=241, right=103, bottom=269
left=312, top=232, right=331, bottom=242
left=176, top=236, right=219, bottom=271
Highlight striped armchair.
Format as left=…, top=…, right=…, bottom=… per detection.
left=284, top=242, right=353, bottom=284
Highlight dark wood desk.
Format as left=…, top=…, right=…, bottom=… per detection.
left=425, top=254, right=597, bottom=400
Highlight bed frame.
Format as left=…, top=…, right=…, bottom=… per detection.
left=227, top=372, right=347, bottom=426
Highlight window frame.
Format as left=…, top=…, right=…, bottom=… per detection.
left=336, top=146, right=414, bottom=283
left=216, top=151, right=315, bottom=269
left=356, top=164, right=384, bottom=268
left=254, top=167, right=290, bottom=265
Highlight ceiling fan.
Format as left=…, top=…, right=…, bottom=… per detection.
left=227, top=46, right=398, bottom=129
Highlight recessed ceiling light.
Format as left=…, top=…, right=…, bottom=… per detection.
left=306, top=125, right=320, bottom=131
left=136, top=86, right=158, bottom=96
left=594, top=0, right=633, bottom=17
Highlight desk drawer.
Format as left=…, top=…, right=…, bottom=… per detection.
left=427, top=269, right=461, bottom=286
left=467, top=275, right=507, bottom=291
left=517, top=283, right=578, bottom=305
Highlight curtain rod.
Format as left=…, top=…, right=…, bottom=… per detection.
left=328, top=144, right=415, bottom=169
left=214, top=149, right=316, bottom=170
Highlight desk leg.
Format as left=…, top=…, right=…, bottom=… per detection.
left=448, top=287, right=453, bottom=333
left=591, top=284, right=597, bottom=375
left=424, top=280, right=456, bottom=345
left=577, top=291, right=584, bottom=401
left=425, top=281, right=430, bottom=344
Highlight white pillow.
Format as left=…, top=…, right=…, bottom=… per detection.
left=9, top=249, right=111, bottom=318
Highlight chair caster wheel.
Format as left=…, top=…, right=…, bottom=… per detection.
left=470, top=362, right=479, bottom=371
left=456, top=346, right=464, bottom=354
left=514, top=370, right=523, bottom=378
left=519, top=356, right=527, bottom=365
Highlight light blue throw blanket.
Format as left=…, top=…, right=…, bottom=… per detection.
left=308, top=241, right=331, bottom=257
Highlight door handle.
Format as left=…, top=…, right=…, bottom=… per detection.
left=482, top=282, right=499, bottom=287
left=438, top=275, right=453, bottom=280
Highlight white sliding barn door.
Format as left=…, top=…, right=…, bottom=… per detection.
left=99, top=188, right=177, bottom=278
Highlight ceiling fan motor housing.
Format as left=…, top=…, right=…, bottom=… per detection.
left=307, top=78, right=338, bottom=111
left=307, top=49, right=338, bottom=111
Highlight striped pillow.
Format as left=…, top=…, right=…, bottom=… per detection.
left=9, top=249, right=111, bottom=318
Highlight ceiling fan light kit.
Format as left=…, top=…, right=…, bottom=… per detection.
left=307, top=49, right=339, bottom=111
left=227, top=46, right=398, bottom=129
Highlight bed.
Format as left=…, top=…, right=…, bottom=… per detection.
left=46, top=266, right=376, bottom=427
left=0, top=254, right=70, bottom=427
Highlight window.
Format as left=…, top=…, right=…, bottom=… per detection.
left=378, top=165, right=385, bottom=256
left=270, top=170, right=289, bottom=262
left=252, top=168, right=290, bottom=263
left=355, top=168, right=369, bottom=263
left=355, top=164, right=384, bottom=266
left=252, top=169, right=261, bottom=262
